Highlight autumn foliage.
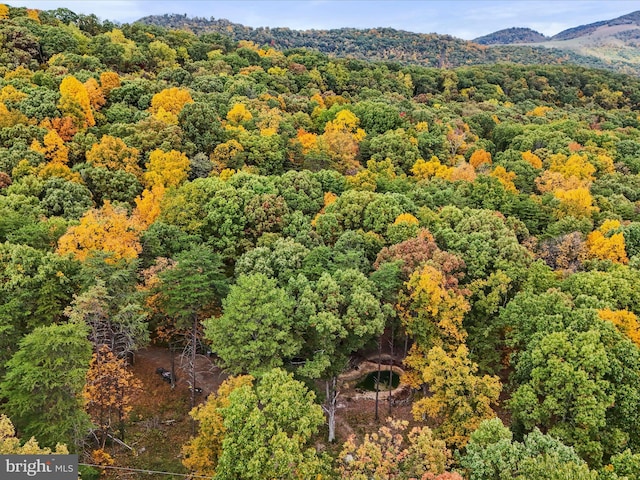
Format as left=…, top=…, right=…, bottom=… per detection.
left=83, top=345, right=142, bottom=446
left=57, top=201, right=142, bottom=261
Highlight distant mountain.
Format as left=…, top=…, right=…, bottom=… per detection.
left=474, top=28, right=548, bottom=45
left=552, top=10, right=640, bottom=41
left=137, top=12, right=640, bottom=75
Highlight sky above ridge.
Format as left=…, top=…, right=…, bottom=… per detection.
left=7, top=0, right=639, bottom=40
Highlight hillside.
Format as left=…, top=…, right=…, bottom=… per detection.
left=4, top=3, right=640, bottom=480
left=552, top=9, right=640, bottom=41
left=473, top=10, right=640, bottom=75
left=474, top=27, right=548, bottom=45
left=137, top=13, right=630, bottom=73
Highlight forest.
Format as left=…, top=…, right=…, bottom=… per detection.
left=3, top=2, right=640, bottom=479
left=138, top=13, right=640, bottom=75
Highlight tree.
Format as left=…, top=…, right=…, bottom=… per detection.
left=155, top=245, right=228, bottom=406
left=508, top=329, right=614, bottom=465
left=40, top=176, right=94, bottom=220
left=586, top=220, right=628, bottom=264
left=179, top=102, right=225, bottom=156
left=411, top=345, right=501, bottom=448
left=400, top=264, right=469, bottom=352
left=150, top=87, right=193, bottom=116
left=243, top=193, right=290, bottom=240
left=57, top=201, right=142, bottom=262
left=0, top=243, right=83, bottom=370
left=0, top=322, right=92, bottom=449
left=204, top=273, right=299, bottom=376
left=293, top=269, right=386, bottom=442
left=460, top=418, right=597, bottom=480
left=182, top=375, right=254, bottom=478
left=85, top=134, right=142, bottom=179
left=337, top=418, right=460, bottom=480
left=319, top=109, right=366, bottom=173
left=214, top=368, right=328, bottom=480
left=99, top=71, right=121, bottom=96
left=226, top=103, right=252, bottom=124
left=84, top=77, right=105, bottom=111
left=58, top=75, right=95, bottom=128
left=0, top=415, right=69, bottom=455
left=30, top=129, right=69, bottom=164
left=65, top=282, right=149, bottom=360
left=598, top=309, right=640, bottom=348
left=144, top=149, right=190, bottom=189
left=83, top=345, right=142, bottom=446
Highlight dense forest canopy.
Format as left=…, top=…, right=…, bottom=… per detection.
left=3, top=2, right=640, bottom=479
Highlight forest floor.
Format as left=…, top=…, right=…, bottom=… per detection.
left=96, top=346, right=419, bottom=479
left=95, top=346, right=227, bottom=479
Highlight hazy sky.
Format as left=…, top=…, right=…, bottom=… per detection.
left=8, top=1, right=639, bottom=39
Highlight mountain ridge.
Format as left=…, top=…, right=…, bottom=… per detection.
left=136, top=12, right=640, bottom=75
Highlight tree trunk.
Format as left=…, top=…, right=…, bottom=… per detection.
left=325, top=377, right=338, bottom=443
left=375, top=337, right=381, bottom=422
left=170, top=342, right=176, bottom=389
left=190, top=316, right=198, bottom=435
left=191, top=315, right=197, bottom=411
left=388, top=326, right=395, bottom=414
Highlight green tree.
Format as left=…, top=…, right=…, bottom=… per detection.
left=293, top=268, right=386, bottom=442
left=155, top=245, right=228, bottom=406
left=502, top=291, right=640, bottom=466
left=215, top=368, right=328, bottom=480
left=460, top=418, right=598, bottom=480
left=0, top=322, right=92, bottom=449
left=0, top=243, right=82, bottom=369
left=204, top=273, right=300, bottom=376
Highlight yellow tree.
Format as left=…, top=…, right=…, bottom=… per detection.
left=490, top=166, right=517, bottom=193
left=83, top=345, right=142, bottom=446
left=554, top=187, right=598, bottom=219
left=182, top=375, right=254, bottom=478
left=84, top=78, right=106, bottom=111
left=99, top=71, right=121, bottom=96
left=86, top=135, right=142, bottom=178
left=586, top=219, right=628, bottom=264
left=58, top=75, right=95, bottom=128
left=598, top=309, right=640, bottom=348
left=521, top=150, right=543, bottom=169
left=401, top=264, right=469, bottom=350
left=549, top=153, right=596, bottom=182
left=0, top=415, right=69, bottom=454
left=210, top=139, right=244, bottom=171
left=132, top=185, right=165, bottom=229
left=0, top=101, right=28, bottom=128
left=337, top=418, right=459, bottom=479
left=0, top=85, right=27, bottom=103
left=0, top=4, right=8, bottom=19
left=57, top=201, right=142, bottom=262
left=226, top=103, right=253, bottom=124
left=295, top=128, right=319, bottom=154
left=412, top=345, right=501, bottom=448
left=411, top=157, right=453, bottom=181
left=469, top=149, right=492, bottom=169
left=150, top=87, right=194, bottom=116
left=31, top=129, right=69, bottom=164
left=143, top=149, right=190, bottom=189
left=319, top=110, right=366, bottom=173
